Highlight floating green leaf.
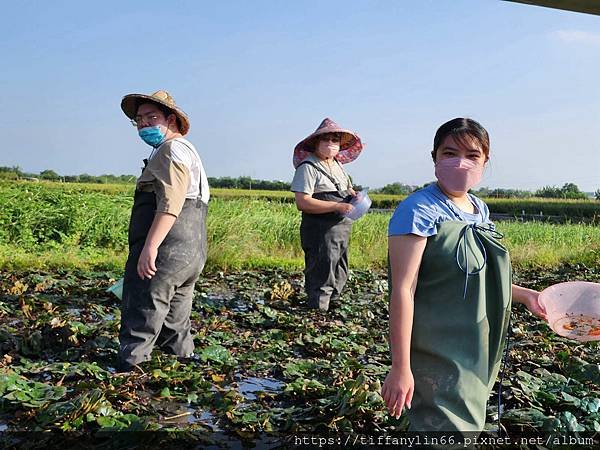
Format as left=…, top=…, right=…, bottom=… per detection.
left=199, top=344, right=235, bottom=365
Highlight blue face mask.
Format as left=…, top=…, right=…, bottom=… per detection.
left=138, top=126, right=166, bottom=147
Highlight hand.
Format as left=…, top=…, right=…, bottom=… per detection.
left=522, top=289, right=547, bottom=320
left=381, top=366, right=414, bottom=419
left=348, top=187, right=357, bottom=197
left=336, top=202, right=354, bottom=215
left=137, top=244, right=158, bottom=280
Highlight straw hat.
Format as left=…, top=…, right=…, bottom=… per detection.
left=121, top=90, right=190, bottom=135
left=293, top=118, right=363, bottom=168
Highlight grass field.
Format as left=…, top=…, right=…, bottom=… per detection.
left=0, top=181, right=598, bottom=271
left=5, top=180, right=599, bottom=217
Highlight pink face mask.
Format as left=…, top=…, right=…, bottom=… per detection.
left=435, top=157, right=484, bottom=193
left=316, top=140, right=340, bottom=159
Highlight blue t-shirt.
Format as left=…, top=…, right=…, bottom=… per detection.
left=388, top=183, right=490, bottom=237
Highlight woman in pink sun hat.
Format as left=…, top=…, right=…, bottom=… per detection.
left=290, top=118, right=363, bottom=311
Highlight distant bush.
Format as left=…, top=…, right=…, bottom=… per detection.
left=0, top=171, right=18, bottom=180
left=0, top=166, right=24, bottom=179
left=372, top=182, right=415, bottom=195
left=472, top=187, right=533, bottom=198
left=535, top=183, right=588, bottom=200
left=208, top=176, right=290, bottom=191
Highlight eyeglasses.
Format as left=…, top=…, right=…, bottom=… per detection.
left=130, top=113, right=163, bottom=127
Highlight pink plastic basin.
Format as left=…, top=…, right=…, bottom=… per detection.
left=539, top=281, right=600, bottom=342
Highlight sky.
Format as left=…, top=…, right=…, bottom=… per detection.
left=1, top=0, right=599, bottom=192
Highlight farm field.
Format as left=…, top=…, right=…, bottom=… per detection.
left=0, top=181, right=599, bottom=446
left=3, top=181, right=599, bottom=218
left=0, top=181, right=599, bottom=272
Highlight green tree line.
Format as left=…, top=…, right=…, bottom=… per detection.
left=0, top=166, right=136, bottom=184
left=207, top=176, right=290, bottom=191
left=0, top=166, right=596, bottom=199
left=372, top=180, right=594, bottom=200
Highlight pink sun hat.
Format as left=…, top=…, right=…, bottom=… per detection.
left=293, top=118, right=363, bottom=168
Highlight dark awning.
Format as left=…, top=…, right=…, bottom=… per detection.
left=505, top=1, right=600, bottom=16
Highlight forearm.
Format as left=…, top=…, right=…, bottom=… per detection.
left=145, top=212, right=177, bottom=248
left=295, top=195, right=341, bottom=214
left=512, top=284, right=537, bottom=305
left=389, top=287, right=414, bottom=370
left=382, top=234, right=424, bottom=417
left=511, top=284, right=547, bottom=319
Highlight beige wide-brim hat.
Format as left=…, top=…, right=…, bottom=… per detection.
left=121, top=90, right=190, bottom=135
left=293, top=118, right=363, bottom=168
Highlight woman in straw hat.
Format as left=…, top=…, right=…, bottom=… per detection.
left=381, top=118, right=546, bottom=433
left=291, top=118, right=363, bottom=311
left=118, top=90, right=210, bottom=371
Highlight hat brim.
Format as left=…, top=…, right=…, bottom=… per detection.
left=293, top=128, right=363, bottom=168
left=121, top=93, right=190, bottom=135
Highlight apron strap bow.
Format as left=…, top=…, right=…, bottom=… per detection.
left=455, top=223, right=503, bottom=299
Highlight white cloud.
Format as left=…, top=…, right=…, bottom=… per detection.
left=554, top=30, right=600, bottom=46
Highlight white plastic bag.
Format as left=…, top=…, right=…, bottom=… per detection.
left=344, top=188, right=372, bottom=221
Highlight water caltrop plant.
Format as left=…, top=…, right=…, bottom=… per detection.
left=0, top=267, right=598, bottom=440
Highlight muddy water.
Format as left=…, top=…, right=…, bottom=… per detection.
left=237, top=376, right=284, bottom=400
